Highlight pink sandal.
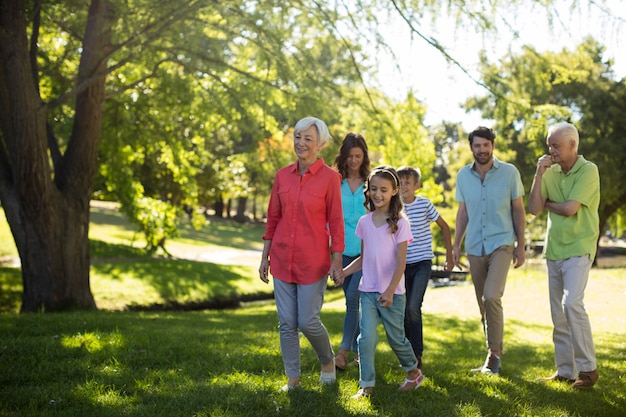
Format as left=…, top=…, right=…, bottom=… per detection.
left=399, top=371, right=425, bottom=391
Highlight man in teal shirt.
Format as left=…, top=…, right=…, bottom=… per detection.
left=529, top=122, right=600, bottom=389
left=453, top=126, right=526, bottom=375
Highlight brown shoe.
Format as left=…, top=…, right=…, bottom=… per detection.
left=539, top=372, right=575, bottom=384
left=572, top=369, right=599, bottom=389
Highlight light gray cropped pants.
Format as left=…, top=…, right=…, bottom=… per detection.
left=273, top=277, right=334, bottom=379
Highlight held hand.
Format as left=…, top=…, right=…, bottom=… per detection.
left=330, top=268, right=345, bottom=287
left=259, top=259, right=270, bottom=283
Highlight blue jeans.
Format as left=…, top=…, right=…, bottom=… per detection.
left=340, top=255, right=361, bottom=352
left=404, top=260, right=432, bottom=358
left=358, top=292, right=418, bottom=388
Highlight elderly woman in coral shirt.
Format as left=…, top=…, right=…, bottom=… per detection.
left=259, top=116, right=345, bottom=391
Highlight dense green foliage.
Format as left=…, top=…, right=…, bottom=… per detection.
left=30, top=0, right=580, bottom=249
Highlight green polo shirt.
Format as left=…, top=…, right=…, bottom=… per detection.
left=541, top=156, right=600, bottom=261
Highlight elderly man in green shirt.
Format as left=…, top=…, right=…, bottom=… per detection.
left=529, top=122, right=600, bottom=389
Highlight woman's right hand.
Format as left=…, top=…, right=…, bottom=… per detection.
left=259, top=258, right=270, bottom=283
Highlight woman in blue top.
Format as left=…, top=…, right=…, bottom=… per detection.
left=333, top=132, right=370, bottom=370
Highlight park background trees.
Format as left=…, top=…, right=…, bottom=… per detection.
left=1, top=0, right=624, bottom=312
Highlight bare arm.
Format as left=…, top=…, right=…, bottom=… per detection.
left=336, top=255, right=363, bottom=285
left=435, top=216, right=454, bottom=272
left=378, top=241, right=408, bottom=308
left=529, top=154, right=581, bottom=217
left=528, top=154, right=551, bottom=215
left=340, top=241, right=364, bottom=283
left=511, top=196, right=526, bottom=268
left=545, top=200, right=581, bottom=217
left=453, top=202, right=468, bottom=269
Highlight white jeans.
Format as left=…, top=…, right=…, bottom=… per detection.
left=547, top=255, right=597, bottom=378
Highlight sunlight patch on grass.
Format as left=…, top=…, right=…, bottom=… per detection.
left=60, top=331, right=122, bottom=353
left=91, top=269, right=164, bottom=310
left=90, top=259, right=265, bottom=310
left=456, top=401, right=482, bottom=416
left=73, top=378, right=137, bottom=409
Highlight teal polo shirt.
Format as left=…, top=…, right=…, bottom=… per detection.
left=541, top=156, right=600, bottom=260
left=455, top=157, right=524, bottom=256
left=341, top=179, right=366, bottom=257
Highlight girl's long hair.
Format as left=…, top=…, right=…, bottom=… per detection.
left=333, top=132, right=371, bottom=180
left=364, top=165, right=404, bottom=233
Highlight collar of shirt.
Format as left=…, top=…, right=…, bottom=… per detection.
left=550, top=155, right=585, bottom=175
left=291, top=157, right=325, bottom=176
left=470, top=155, right=502, bottom=175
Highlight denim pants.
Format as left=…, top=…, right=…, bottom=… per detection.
left=358, top=291, right=418, bottom=388
left=404, top=260, right=432, bottom=358
left=340, top=254, right=362, bottom=352
left=273, top=277, right=334, bottom=379
left=547, top=255, right=597, bottom=378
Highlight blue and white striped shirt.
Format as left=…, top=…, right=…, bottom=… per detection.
left=404, top=196, right=439, bottom=264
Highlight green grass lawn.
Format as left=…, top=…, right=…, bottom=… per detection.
left=1, top=204, right=625, bottom=416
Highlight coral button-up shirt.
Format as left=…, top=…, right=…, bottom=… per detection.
left=263, top=158, right=345, bottom=284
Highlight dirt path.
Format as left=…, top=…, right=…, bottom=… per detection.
left=170, top=247, right=261, bottom=268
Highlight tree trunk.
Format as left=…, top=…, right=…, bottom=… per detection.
left=234, top=196, right=248, bottom=223
left=226, top=198, right=232, bottom=219
left=214, top=196, right=224, bottom=218
left=18, top=195, right=95, bottom=312
left=0, top=0, right=114, bottom=312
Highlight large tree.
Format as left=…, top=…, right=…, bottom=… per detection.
left=3, top=0, right=614, bottom=312
left=0, top=0, right=371, bottom=312
left=0, top=0, right=114, bottom=311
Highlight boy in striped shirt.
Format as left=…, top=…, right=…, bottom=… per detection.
left=397, top=166, right=454, bottom=371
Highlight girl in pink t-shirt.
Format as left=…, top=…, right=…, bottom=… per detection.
left=337, top=166, right=423, bottom=399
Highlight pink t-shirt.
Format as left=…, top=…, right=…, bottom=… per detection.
left=356, top=212, right=413, bottom=295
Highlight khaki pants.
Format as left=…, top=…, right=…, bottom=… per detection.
left=547, top=255, right=597, bottom=378
left=468, top=245, right=513, bottom=354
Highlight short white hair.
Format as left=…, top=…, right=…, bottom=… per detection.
left=548, top=122, right=579, bottom=150
left=294, top=117, right=331, bottom=146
